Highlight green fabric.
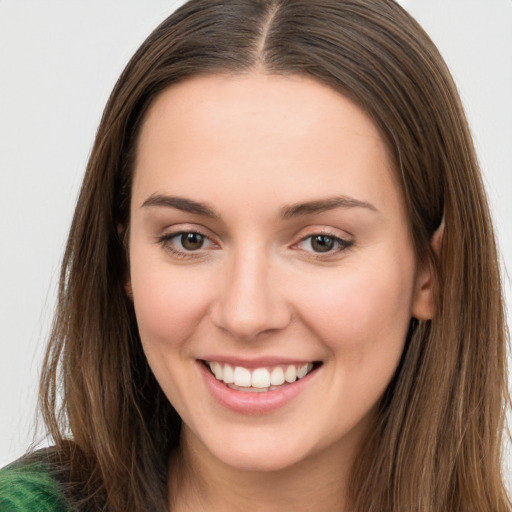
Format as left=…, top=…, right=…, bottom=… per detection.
left=0, top=459, right=71, bottom=512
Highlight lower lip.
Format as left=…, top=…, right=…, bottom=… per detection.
left=198, top=361, right=318, bottom=415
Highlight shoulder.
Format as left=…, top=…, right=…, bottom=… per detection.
left=0, top=453, right=72, bottom=512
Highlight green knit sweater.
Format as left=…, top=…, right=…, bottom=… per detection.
left=0, top=458, right=72, bottom=512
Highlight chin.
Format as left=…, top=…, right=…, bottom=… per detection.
left=214, top=445, right=306, bottom=473
left=199, top=423, right=332, bottom=474
left=183, top=421, right=310, bottom=473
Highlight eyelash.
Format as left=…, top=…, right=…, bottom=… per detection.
left=157, top=231, right=214, bottom=259
left=157, top=230, right=353, bottom=259
left=294, top=232, right=353, bottom=257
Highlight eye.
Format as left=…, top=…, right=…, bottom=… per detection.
left=158, top=230, right=215, bottom=257
left=296, top=233, right=352, bottom=254
left=179, top=232, right=208, bottom=251
left=309, top=234, right=336, bottom=253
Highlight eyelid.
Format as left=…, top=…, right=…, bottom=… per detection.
left=291, top=227, right=354, bottom=256
left=157, top=223, right=217, bottom=241
left=163, top=231, right=214, bottom=247
left=155, top=224, right=353, bottom=259
left=156, top=224, right=220, bottom=258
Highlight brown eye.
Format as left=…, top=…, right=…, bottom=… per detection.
left=295, top=233, right=353, bottom=255
left=310, top=235, right=335, bottom=252
left=181, top=232, right=205, bottom=251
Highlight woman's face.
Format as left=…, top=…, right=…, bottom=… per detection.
left=128, top=73, right=434, bottom=472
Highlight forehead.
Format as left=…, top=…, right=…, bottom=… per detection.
left=132, top=73, right=404, bottom=220
left=138, top=73, right=385, bottom=154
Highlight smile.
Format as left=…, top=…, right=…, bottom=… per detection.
left=199, top=359, right=321, bottom=414
left=206, top=361, right=315, bottom=392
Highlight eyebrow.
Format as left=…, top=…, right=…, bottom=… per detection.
left=141, top=194, right=219, bottom=218
left=281, top=196, right=378, bottom=218
left=141, top=193, right=377, bottom=219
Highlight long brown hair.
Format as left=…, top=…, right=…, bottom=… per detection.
left=39, top=0, right=510, bottom=510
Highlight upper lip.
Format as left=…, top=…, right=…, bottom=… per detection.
left=199, top=356, right=319, bottom=369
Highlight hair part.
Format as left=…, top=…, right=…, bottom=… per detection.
left=39, top=1, right=510, bottom=510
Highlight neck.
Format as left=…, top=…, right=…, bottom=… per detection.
left=167, top=426, right=361, bottom=512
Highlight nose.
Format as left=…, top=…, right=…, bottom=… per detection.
left=210, top=247, right=291, bottom=340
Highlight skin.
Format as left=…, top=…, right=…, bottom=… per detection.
left=127, top=73, right=435, bottom=511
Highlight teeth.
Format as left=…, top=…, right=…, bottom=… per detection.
left=233, top=366, right=251, bottom=387
left=223, top=363, right=234, bottom=384
left=212, top=361, right=223, bottom=380
left=207, top=361, right=315, bottom=390
left=284, top=365, right=297, bottom=383
left=270, top=366, right=285, bottom=386
left=251, top=368, right=270, bottom=388
left=297, top=364, right=309, bottom=379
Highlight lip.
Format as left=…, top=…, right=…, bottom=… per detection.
left=198, top=359, right=320, bottom=415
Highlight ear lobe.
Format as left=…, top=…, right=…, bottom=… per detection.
left=411, top=261, right=435, bottom=320
left=411, top=220, right=444, bottom=320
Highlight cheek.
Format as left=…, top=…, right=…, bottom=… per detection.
left=291, top=260, right=416, bottom=439
left=129, top=259, right=215, bottom=414
left=295, top=260, right=415, bottom=367
left=130, top=259, right=212, bottom=351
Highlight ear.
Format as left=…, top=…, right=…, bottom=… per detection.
left=411, top=219, right=444, bottom=320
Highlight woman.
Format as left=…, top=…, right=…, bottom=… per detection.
left=1, top=0, right=509, bottom=511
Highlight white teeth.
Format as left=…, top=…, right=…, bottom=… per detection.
left=223, top=363, right=234, bottom=384
left=284, top=365, right=297, bottom=383
left=207, top=361, right=315, bottom=390
left=233, top=366, right=251, bottom=387
left=297, top=363, right=309, bottom=379
left=212, top=362, right=223, bottom=380
left=270, top=366, right=285, bottom=386
left=251, top=368, right=271, bottom=388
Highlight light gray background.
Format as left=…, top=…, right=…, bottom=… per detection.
left=1, top=0, right=511, bottom=484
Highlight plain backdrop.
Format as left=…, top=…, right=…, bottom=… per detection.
left=1, top=0, right=511, bottom=485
